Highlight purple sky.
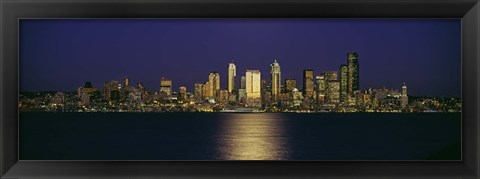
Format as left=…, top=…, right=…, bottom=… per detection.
left=20, top=19, right=461, bottom=97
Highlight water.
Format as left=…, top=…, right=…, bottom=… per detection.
left=19, top=112, right=461, bottom=160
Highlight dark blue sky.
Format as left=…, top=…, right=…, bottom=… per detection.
left=20, top=19, right=461, bottom=97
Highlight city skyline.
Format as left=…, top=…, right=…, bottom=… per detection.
left=20, top=19, right=461, bottom=97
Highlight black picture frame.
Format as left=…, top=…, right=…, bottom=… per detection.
left=1, top=0, right=479, bottom=178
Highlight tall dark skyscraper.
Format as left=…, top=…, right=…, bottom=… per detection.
left=347, top=52, right=360, bottom=95
left=303, top=69, right=315, bottom=99
left=339, top=64, right=349, bottom=102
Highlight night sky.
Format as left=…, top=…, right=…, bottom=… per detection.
left=20, top=19, right=461, bottom=97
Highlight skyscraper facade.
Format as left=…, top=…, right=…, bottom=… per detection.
left=179, top=86, right=187, bottom=100
left=124, top=77, right=129, bottom=87
left=326, top=81, right=340, bottom=103
left=323, top=71, right=338, bottom=81
left=246, top=70, right=261, bottom=100
left=208, top=71, right=220, bottom=98
left=103, top=81, right=111, bottom=100
left=160, top=78, right=172, bottom=96
left=347, top=52, right=360, bottom=95
left=303, top=69, right=315, bottom=99
left=240, top=76, right=246, bottom=89
left=316, top=75, right=326, bottom=95
left=202, top=81, right=210, bottom=99
left=339, top=64, right=349, bottom=102
left=401, top=82, right=408, bottom=107
left=285, top=79, right=297, bottom=93
left=270, top=60, right=281, bottom=101
left=228, top=63, right=236, bottom=93
left=194, top=83, right=203, bottom=100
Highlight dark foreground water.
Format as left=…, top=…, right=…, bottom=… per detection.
left=20, top=112, right=461, bottom=160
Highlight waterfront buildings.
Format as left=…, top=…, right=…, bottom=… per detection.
left=19, top=52, right=457, bottom=113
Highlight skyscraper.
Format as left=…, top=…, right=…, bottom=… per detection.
left=303, top=69, right=315, bottom=99
left=160, top=77, right=172, bottom=96
left=326, top=81, right=340, bottom=104
left=316, top=75, right=326, bottom=104
left=208, top=71, right=220, bottom=98
left=194, top=83, right=203, bottom=100
left=179, top=86, right=187, bottom=100
left=240, top=76, right=246, bottom=89
left=285, top=79, right=297, bottom=93
left=246, top=70, right=261, bottom=107
left=323, top=71, right=338, bottom=81
left=124, top=77, right=129, bottom=87
left=347, top=52, right=360, bottom=95
left=228, top=63, right=236, bottom=93
left=103, top=81, right=111, bottom=100
left=202, top=81, right=210, bottom=99
left=401, top=82, right=408, bottom=107
left=315, top=75, right=326, bottom=95
left=270, top=60, right=281, bottom=101
left=339, top=64, right=349, bottom=102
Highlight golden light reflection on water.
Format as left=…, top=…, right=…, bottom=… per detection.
left=216, top=113, right=289, bottom=160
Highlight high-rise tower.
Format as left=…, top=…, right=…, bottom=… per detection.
left=401, top=82, right=408, bottom=107
left=347, top=52, right=360, bottom=95
left=160, top=78, right=172, bottom=96
left=228, top=63, right=236, bottom=93
left=303, top=69, right=315, bottom=99
left=208, top=71, right=220, bottom=98
left=339, top=64, right=349, bottom=102
left=124, top=77, right=129, bottom=87
left=270, top=60, right=281, bottom=101
left=246, top=70, right=261, bottom=107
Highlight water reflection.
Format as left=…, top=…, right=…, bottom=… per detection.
left=215, top=113, right=290, bottom=160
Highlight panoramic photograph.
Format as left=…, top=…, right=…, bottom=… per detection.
left=19, top=19, right=461, bottom=160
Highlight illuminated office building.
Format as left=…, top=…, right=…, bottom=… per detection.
left=270, top=60, right=281, bottom=101
left=228, top=63, right=236, bottom=93
left=401, top=82, right=408, bottom=107
left=285, top=79, right=297, bottom=93
left=218, top=89, right=229, bottom=103
left=208, top=71, right=221, bottom=98
left=81, top=93, right=90, bottom=106
left=339, top=64, right=349, bottom=102
left=303, top=69, right=315, bottom=99
left=160, top=78, right=172, bottom=96
left=179, top=86, right=187, bottom=100
left=315, top=75, right=326, bottom=104
left=326, top=80, right=340, bottom=104
left=323, top=71, right=338, bottom=81
left=103, top=81, right=111, bottom=100
left=240, top=76, right=246, bottom=89
left=194, top=83, right=203, bottom=100
left=202, top=81, right=210, bottom=99
left=124, top=77, right=129, bottom=87
left=246, top=70, right=261, bottom=107
left=347, top=52, right=360, bottom=95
